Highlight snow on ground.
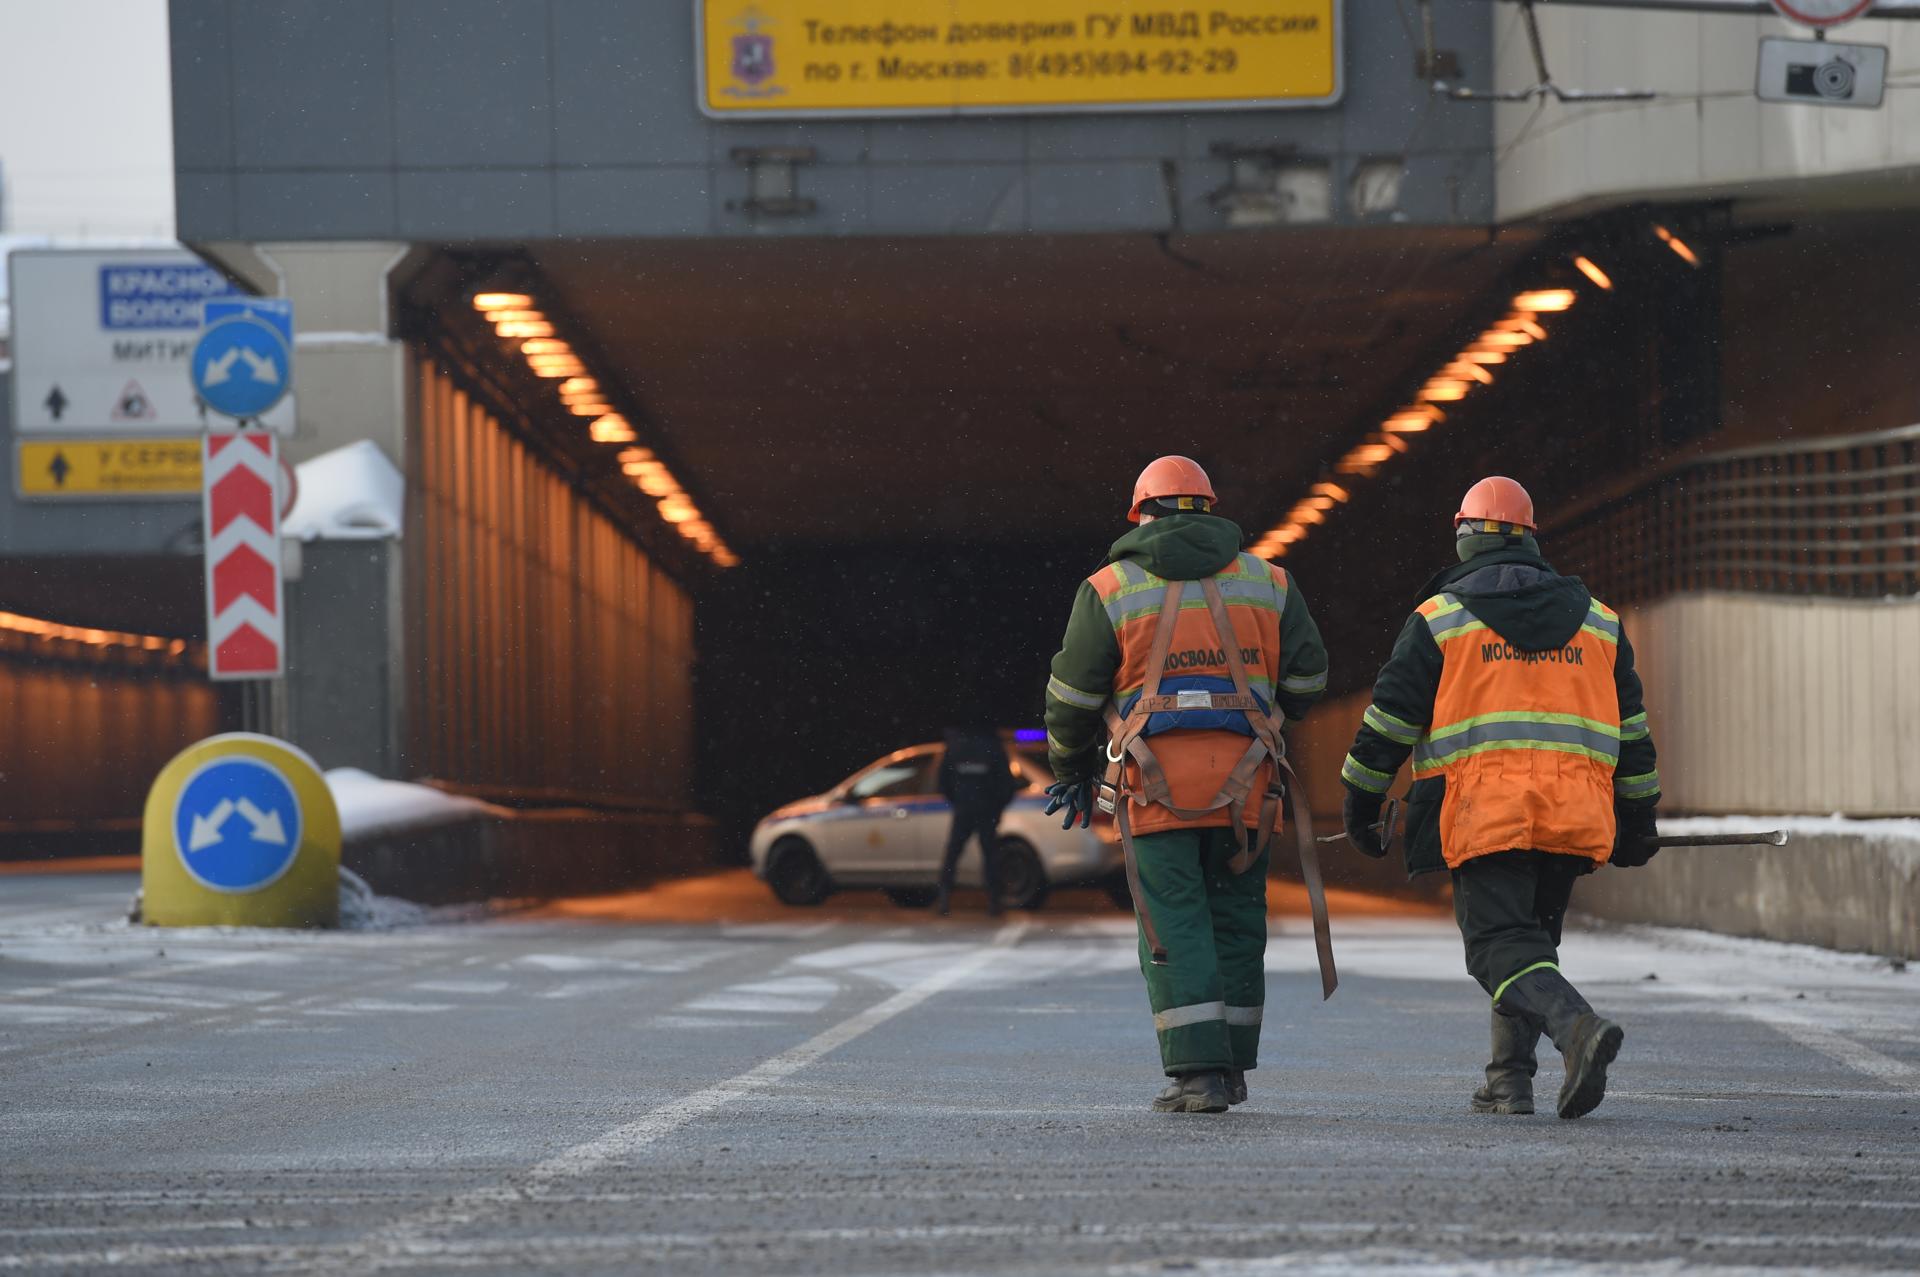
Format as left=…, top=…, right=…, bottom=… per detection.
left=1659, top=813, right=1920, bottom=844
left=324, top=767, right=506, bottom=840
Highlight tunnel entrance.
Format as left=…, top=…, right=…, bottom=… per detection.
left=404, top=226, right=1553, bottom=850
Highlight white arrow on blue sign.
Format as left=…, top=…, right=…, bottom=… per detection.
left=192, top=299, right=294, bottom=421
left=171, top=756, right=304, bottom=892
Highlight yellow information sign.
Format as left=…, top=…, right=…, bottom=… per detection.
left=698, top=1, right=1341, bottom=116
left=15, top=437, right=201, bottom=499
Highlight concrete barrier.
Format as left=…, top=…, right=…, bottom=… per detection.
left=341, top=808, right=719, bottom=905
left=1576, top=819, right=1920, bottom=960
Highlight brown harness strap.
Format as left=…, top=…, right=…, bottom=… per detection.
left=1098, top=569, right=1339, bottom=997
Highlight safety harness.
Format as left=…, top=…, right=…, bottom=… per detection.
left=1097, top=575, right=1339, bottom=1000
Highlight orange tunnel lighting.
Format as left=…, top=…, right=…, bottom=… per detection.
left=521, top=338, right=574, bottom=356
left=1652, top=224, right=1700, bottom=268
left=484, top=309, right=545, bottom=323
left=1460, top=349, right=1507, bottom=364
left=1420, top=382, right=1469, bottom=402
left=1573, top=255, right=1613, bottom=290
left=1311, top=482, right=1350, bottom=503
left=1501, top=317, right=1549, bottom=341
left=1384, top=412, right=1434, bottom=433
left=1477, top=330, right=1531, bottom=348
left=1512, top=289, right=1576, bottom=313
left=1445, top=361, right=1495, bottom=385
left=1290, top=505, right=1326, bottom=526
left=658, top=495, right=701, bottom=524
left=495, top=321, right=555, bottom=338
left=568, top=402, right=615, bottom=417
left=590, top=415, right=637, bottom=443
left=559, top=377, right=600, bottom=396
left=473, top=292, right=534, bottom=310
left=617, top=447, right=655, bottom=465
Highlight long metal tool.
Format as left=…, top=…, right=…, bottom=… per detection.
left=1644, top=830, right=1791, bottom=849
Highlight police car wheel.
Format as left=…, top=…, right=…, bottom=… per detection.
left=883, top=887, right=940, bottom=908
left=994, top=839, right=1049, bottom=911
left=767, top=837, right=832, bottom=906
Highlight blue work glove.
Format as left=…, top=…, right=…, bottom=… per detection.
left=1343, top=789, right=1388, bottom=858
left=1044, top=778, right=1096, bottom=830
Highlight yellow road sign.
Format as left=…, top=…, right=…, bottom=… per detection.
left=15, top=436, right=202, bottom=498
left=698, top=1, right=1341, bottom=117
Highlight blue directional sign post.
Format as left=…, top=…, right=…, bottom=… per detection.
left=192, top=299, right=294, bottom=421
left=143, top=733, right=340, bottom=927
left=173, top=756, right=303, bottom=892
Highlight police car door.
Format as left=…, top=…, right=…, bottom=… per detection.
left=835, top=747, right=944, bottom=878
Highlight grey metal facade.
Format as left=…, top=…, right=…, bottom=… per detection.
left=168, top=0, right=1494, bottom=242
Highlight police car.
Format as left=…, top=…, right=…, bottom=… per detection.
left=750, top=732, right=1127, bottom=910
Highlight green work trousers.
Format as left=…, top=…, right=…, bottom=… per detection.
left=1451, top=849, right=1589, bottom=1002
left=1131, top=827, right=1269, bottom=1076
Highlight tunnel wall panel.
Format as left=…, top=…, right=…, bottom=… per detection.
left=0, top=654, right=218, bottom=832
left=1291, top=592, right=1920, bottom=823
left=406, top=355, right=694, bottom=810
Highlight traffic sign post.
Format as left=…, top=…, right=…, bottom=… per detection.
left=204, top=431, right=286, bottom=680
left=193, top=299, right=294, bottom=422
left=142, top=733, right=340, bottom=928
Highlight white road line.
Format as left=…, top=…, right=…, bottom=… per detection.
left=1742, top=1006, right=1920, bottom=1089
left=324, top=918, right=1029, bottom=1271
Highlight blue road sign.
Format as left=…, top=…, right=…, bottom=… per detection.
left=171, top=756, right=304, bottom=893
left=192, top=299, right=294, bottom=420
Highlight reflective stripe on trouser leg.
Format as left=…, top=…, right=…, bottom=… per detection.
left=1132, top=828, right=1233, bottom=1075
left=1206, top=833, right=1270, bottom=1071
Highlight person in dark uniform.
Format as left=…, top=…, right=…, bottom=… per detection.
left=935, top=726, right=1017, bottom=916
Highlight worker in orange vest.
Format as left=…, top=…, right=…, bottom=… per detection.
left=1043, top=456, right=1330, bottom=1114
left=1340, top=477, right=1661, bottom=1119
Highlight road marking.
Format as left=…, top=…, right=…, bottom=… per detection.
left=323, top=918, right=1029, bottom=1270
left=1742, top=1006, right=1920, bottom=1089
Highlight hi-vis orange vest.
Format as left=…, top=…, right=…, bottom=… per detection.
left=1413, top=591, right=1624, bottom=869
left=1088, top=553, right=1292, bottom=839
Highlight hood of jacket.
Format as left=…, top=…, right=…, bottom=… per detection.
left=1106, top=512, right=1244, bottom=582
left=1418, top=546, right=1591, bottom=652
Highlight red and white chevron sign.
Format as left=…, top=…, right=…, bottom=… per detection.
left=202, top=431, right=283, bottom=680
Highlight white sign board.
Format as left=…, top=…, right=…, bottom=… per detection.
left=1757, top=37, right=1887, bottom=108
left=6, top=248, right=296, bottom=435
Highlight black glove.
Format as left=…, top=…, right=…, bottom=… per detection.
left=1610, top=802, right=1660, bottom=868
left=1044, top=778, right=1096, bottom=830
left=1343, top=789, right=1388, bottom=859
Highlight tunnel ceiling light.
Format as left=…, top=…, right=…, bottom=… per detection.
left=1512, top=289, right=1576, bottom=313
left=590, top=415, right=637, bottom=444
left=0, top=608, right=196, bottom=660
left=1652, top=224, right=1700, bottom=268
left=1572, top=255, right=1613, bottom=290
left=476, top=287, right=740, bottom=569
left=1254, top=273, right=1575, bottom=561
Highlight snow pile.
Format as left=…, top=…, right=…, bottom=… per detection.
left=324, top=768, right=505, bottom=841
left=1660, top=813, right=1920, bottom=851
left=283, top=440, right=405, bottom=541
left=336, top=867, right=427, bottom=931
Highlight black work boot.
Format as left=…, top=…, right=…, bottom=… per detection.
left=1470, top=1007, right=1539, bottom=1115
left=1499, top=968, right=1624, bottom=1120
left=1152, top=1071, right=1230, bottom=1113
left=1226, top=1069, right=1249, bottom=1106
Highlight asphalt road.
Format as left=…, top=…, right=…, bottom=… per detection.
left=1, top=868, right=1916, bottom=1275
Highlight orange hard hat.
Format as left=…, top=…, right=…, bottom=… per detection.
left=1129, top=455, right=1216, bottom=523
left=1455, top=476, right=1537, bottom=532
